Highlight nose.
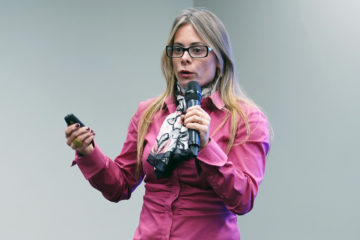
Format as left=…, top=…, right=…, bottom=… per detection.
left=180, top=50, right=192, bottom=65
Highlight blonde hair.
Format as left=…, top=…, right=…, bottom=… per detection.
left=137, top=8, right=255, bottom=172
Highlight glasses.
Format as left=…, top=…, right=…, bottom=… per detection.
left=166, top=45, right=213, bottom=58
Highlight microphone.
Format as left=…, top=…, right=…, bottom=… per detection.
left=185, top=81, right=202, bottom=157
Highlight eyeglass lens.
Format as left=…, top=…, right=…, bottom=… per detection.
left=167, top=46, right=208, bottom=58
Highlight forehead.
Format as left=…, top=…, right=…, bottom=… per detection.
left=173, top=24, right=206, bottom=45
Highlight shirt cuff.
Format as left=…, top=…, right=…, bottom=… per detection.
left=71, top=142, right=107, bottom=180
left=197, top=138, right=227, bottom=167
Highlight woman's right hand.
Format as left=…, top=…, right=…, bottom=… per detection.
left=65, top=123, right=95, bottom=156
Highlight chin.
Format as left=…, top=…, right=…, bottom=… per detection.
left=179, top=79, right=200, bottom=88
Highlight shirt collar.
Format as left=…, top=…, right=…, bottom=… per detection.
left=164, top=90, right=225, bottom=112
left=164, top=95, right=177, bottom=112
left=208, top=91, right=225, bottom=110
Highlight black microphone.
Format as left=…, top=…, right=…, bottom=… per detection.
left=185, top=81, right=202, bottom=157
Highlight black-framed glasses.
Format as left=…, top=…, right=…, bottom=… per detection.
left=166, top=45, right=213, bottom=58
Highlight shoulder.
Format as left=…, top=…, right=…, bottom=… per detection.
left=137, top=97, right=159, bottom=112
left=239, top=100, right=267, bottom=125
left=237, top=100, right=270, bottom=144
left=131, top=96, right=160, bottom=124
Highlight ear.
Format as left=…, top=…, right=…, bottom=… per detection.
left=216, top=61, right=220, bottom=69
left=216, top=60, right=222, bottom=75
left=214, top=54, right=222, bottom=76
left=216, top=64, right=222, bottom=77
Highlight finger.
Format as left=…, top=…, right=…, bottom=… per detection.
left=186, top=108, right=210, bottom=121
left=83, top=132, right=95, bottom=145
left=66, top=126, right=91, bottom=146
left=186, top=105, right=208, bottom=114
left=71, top=138, right=83, bottom=149
left=76, top=132, right=95, bottom=152
left=65, top=123, right=80, bottom=138
left=185, top=122, right=208, bottom=134
left=184, top=115, right=206, bottom=125
left=186, top=106, right=202, bottom=115
left=185, top=110, right=202, bottom=122
left=77, top=129, right=95, bottom=142
left=187, top=105, right=202, bottom=111
left=185, top=113, right=210, bottom=126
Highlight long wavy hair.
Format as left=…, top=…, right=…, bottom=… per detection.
left=136, top=8, right=255, bottom=172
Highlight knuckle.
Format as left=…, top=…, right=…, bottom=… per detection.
left=84, top=136, right=91, bottom=144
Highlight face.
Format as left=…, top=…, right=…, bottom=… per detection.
left=172, top=24, right=218, bottom=89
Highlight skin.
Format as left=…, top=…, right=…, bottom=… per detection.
left=65, top=123, right=95, bottom=155
left=173, top=24, right=217, bottom=148
left=65, top=23, right=217, bottom=154
left=172, top=24, right=218, bottom=89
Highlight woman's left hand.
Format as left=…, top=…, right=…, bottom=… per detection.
left=181, top=105, right=211, bottom=148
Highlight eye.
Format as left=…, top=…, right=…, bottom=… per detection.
left=191, top=46, right=206, bottom=55
left=173, top=46, right=183, bottom=54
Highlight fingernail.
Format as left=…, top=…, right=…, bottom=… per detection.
left=86, top=127, right=90, bottom=131
left=75, top=123, right=80, bottom=128
left=90, top=129, right=94, bottom=133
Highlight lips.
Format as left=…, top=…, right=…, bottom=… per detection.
left=178, top=70, right=195, bottom=79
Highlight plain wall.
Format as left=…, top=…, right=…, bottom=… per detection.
left=194, top=0, right=360, bottom=239
left=1, top=0, right=359, bottom=239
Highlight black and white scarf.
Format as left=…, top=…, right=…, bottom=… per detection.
left=147, top=83, right=214, bottom=179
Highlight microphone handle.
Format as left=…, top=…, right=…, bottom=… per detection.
left=188, top=129, right=200, bottom=157
left=187, top=99, right=201, bottom=157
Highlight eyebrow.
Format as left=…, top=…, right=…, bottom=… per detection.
left=173, top=42, right=206, bottom=46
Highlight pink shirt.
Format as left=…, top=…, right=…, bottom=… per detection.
left=72, top=92, right=270, bottom=240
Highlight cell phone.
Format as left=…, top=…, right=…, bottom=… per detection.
left=64, top=113, right=85, bottom=127
left=64, top=114, right=94, bottom=147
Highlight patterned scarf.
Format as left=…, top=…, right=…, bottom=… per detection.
left=147, top=82, right=215, bottom=179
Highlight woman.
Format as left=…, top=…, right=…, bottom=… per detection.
left=65, top=8, right=270, bottom=240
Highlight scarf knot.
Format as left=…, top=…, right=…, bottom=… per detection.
left=146, top=82, right=215, bottom=179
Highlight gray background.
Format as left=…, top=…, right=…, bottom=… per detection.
left=1, top=0, right=359, bottom=239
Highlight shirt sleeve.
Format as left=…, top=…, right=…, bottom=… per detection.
left=196, top=107, right=270, bottom=215
left=71, top=104, right=146, bottom=202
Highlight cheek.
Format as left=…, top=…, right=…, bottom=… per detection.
left=172, top=58, right=180, bottom=67
left=202, top=60, right=217, bottom=78
left=206, top=54, right=217, bottom=73
left=172, top=59, right=181, bottom=74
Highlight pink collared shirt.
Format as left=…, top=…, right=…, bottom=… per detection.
left=72, top=92, right=270, bottom=240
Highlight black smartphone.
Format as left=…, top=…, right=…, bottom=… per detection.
left=64, top=113, right=85, bottom=127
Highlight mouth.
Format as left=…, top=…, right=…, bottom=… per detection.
left=178, top=70, right=195, bottom=79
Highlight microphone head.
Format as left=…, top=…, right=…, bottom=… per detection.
left=185, top=81, right=202, bottom=102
